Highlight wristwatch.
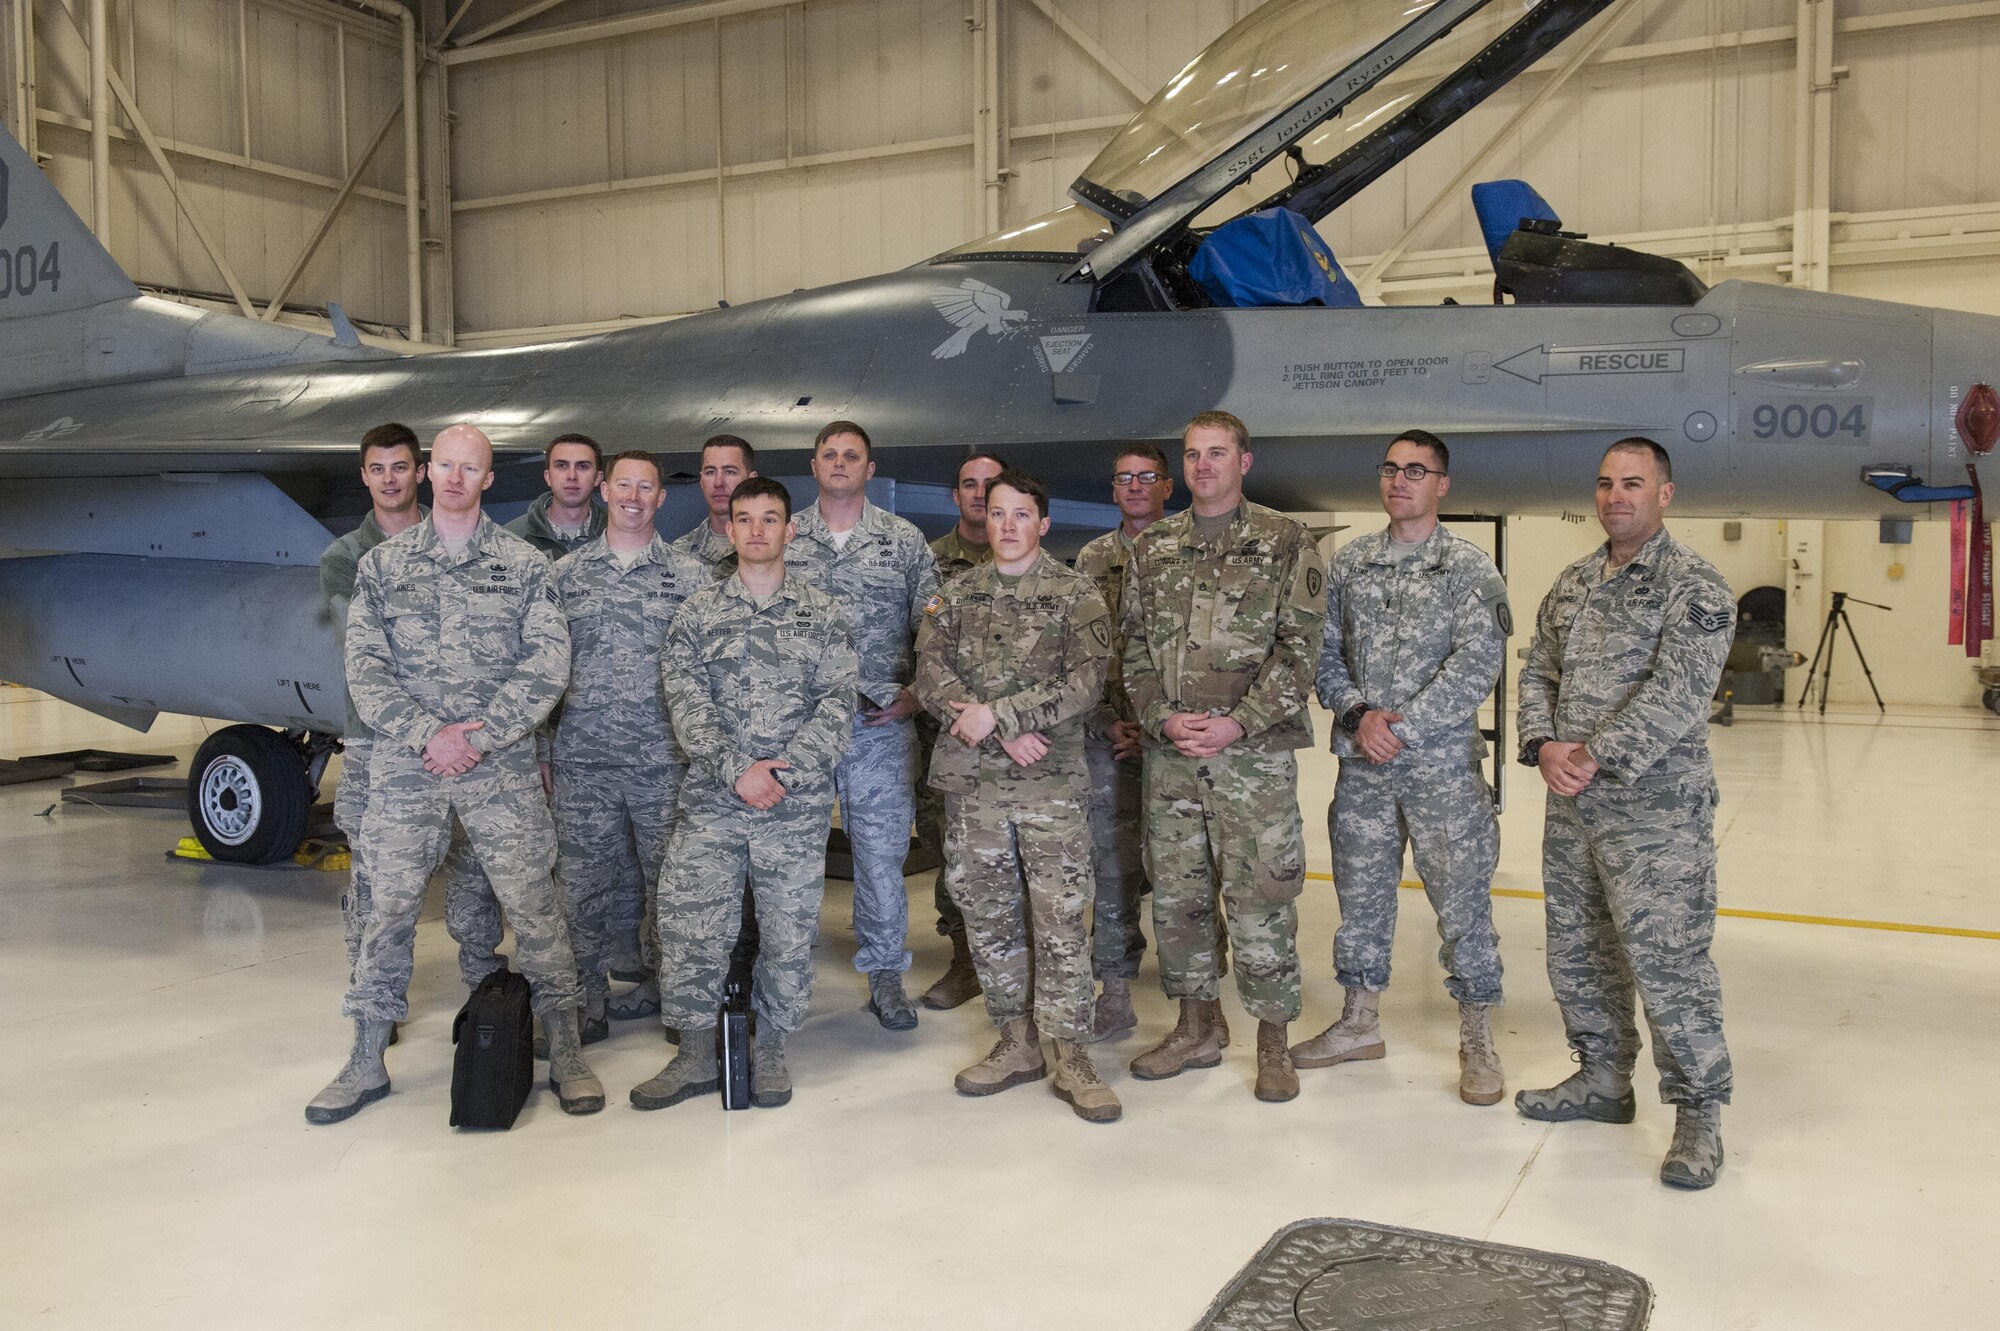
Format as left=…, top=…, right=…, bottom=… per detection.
left=1519, top=736, right=1552, bottom=767
left=1340, top=704, right=1369, bottom=735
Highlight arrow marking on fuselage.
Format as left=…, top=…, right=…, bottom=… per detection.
left=1494, top=343, right=1686, bottom=384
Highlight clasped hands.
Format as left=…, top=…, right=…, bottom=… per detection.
left=947, top=700, right=1049, bottom=767
left=1537, top=740, right=1599, bottom=796
left=1162, top=711, right=1246, bottom=758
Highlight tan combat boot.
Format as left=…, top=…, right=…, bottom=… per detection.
left=1129, top=998, right=1224, bottom=1080
left=919, top=930, right=981, bottom=1011
left=1050, top=1038, right=1122, bottom=1122
left=1089, top=975, right=1138, bottom=1042
left=1458, top=1003, right=1504, bottom=1105
left=631, top=1025, right=720, bottom=1110
left=1255, top=1021, right=1299, bottom=1102
left=304, top=1018, right=394, bottom=1125
left=1290, top=987, right=1386, bottom=1068
left=545, top=1007, right=606, bottom=1115
left=954, top=1016, right=1046, bottom=1095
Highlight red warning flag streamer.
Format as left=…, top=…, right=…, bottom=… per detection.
left=1955, top=384, right=1999, bottom=656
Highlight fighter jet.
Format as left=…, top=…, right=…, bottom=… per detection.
left=1, top=0, right=1992, bottom=860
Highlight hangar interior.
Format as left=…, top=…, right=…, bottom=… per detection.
left=2, top=0, right=1997, bottom=1327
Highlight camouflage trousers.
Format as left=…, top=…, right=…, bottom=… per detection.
left=915, top=714, right=965, bottom=938
left=1142, top=744, right=1305, bottom=1023
left=944, top=759, right=1097, bottom=1042
left=552, top=759, right=683, bottom=1011
left=1329, top=758, right=1502, bottom=1004
left=1085, top=733, right=1147, bottom=980
left=656, top=783, right=831, bottom=1035
left=335, top=740, right=505, bottom=989
left=344, top=752, right=580, bottom=1022
left=833, top=715, right=916, bottom=973
left=1542, top=776, right=1732, bottom=1105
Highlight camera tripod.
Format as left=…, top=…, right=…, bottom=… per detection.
left=1797, top=591, right=1888, bottom=715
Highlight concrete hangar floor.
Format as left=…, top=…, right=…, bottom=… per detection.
left=1, top=687, right=1994, bottom=1330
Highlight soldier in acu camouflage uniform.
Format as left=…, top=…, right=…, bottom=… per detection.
left=915, top=470, right=1121, bottom=1123
left=307, top=424, right=603, bottom=1124
left=1122, top=411, right=1327, bottom=1104
left=1296, top=429, right=1511, bottom=1106
left=632, top=478, right=857, bottom=1112
left=548, top=450, right=707, bottom=1040
left=1072, top=443, right=1174, bottom=1041
left=1515, top=437, right=1736, bottom=1191
left=915, top=449, right=1005, bottom=1012
left=784, top=421, right=941, bottom=1031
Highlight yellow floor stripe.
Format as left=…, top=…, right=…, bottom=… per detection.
left=1301, top=871, right=2000, bottom=941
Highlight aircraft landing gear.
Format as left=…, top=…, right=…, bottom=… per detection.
left=186, top=726, right=334, bottom=864
left=1984, top=687, right=2000, bottom=718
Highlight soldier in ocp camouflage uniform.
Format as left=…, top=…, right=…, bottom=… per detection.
left=548, top=451, right=707, bottom=1039
left=307, top=425, right=603, bottom=1124
left=1072, top=443, right=1174, bottom=1040
left=915, top=469, right=1120, bottom=1122
left=632, top=478, right=857, bottom=1112
left=1296, top=430, right=1512, bottom=1106
left=1515, top=437, right=1736, bottom=1190
left=1122, top=411, right=1327, bottom=1104
left=784, top=421, right=941, bottom=1031
left=915, top=449, right=1004, bottom=1011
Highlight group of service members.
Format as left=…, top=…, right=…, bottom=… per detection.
left=306, top=410, right=1735, bottom=1191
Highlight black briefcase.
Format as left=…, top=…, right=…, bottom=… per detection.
left=717, top=914, right=756, bottom=1110
left=450, top=967, right=534, bottom=1129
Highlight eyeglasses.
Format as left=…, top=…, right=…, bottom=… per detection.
left=1376, top=462, right=1445, bottom=481
left=1113, top=470, right=1166, bottom=486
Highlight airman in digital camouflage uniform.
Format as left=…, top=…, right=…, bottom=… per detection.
left=548, top=451, right=706, bottom=1039
left=670, top=433, right=757, bottom=581
left=1121, top=411, right=1327, bottom=1103
left=307, top=424, right=603, bottom=1124
left=632, top=478, right=857, bottom=1112
left=1516, top=437, right=1736, bottom=1190
left=1072, top=443, right=1173, bottom=1041
left=784, top=421, right=941, bottom=1031
left=915, top=449, right=1005, bottom=1012
left=1296, top=429, right=1511, bottom=1106
left=915, top=470, right=1120, bottom=1122
left=323, top=427, right=508, bottom=1000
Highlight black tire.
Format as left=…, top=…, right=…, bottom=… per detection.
left=186, top=725, right=311, bottom=865
left=1985, top=688, right=2000, bottom=718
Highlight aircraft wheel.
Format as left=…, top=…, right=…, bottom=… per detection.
left=186, top=725, right=311, bottom=865
left=1984, top=688, right=2000, bottom=717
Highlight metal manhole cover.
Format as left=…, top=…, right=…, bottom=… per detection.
left=1194, top=1219, right=1651, bottom=1330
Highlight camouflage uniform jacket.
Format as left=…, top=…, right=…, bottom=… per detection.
left=347, top=514, right=570, bottom=784
left=505, top=491, right=608, bottom=559
left=658, top=572, right=858, bottom=801
left=1317, top=524, right=1509, bottom=766
left=1074, top=526, right=1142, bottom=735
left=1518, top=526, right=1736, bottom=787
left=1120, top=502, right=1328, bottom=752
left=913, top=551, right=1112, bottom=794
left=670, top=518, right=738, bottom=582
left=549, top=534, right=709, bottom=766
left=785, top=500, right=940, bottom=708
left=930, top=527, right=993, bottom=584
left=321, top=505, right=426, bottom=740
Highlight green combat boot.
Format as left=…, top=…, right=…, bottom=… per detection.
left=1129, top=999, right=1224, bottom=1080
left=955, top=1017, right=1046, bottom=1095
left=1660, top=1103, right=1725, bottom=1189
left=1290, top=987, right=1385, bottom=1068
left=545, top=1008, right=605, bottom=1115
left=1458, top=1003, right=1504, bottom=1106
left=1050, top=1038, right=1121, bottom=1122
left=1089, top=975, right=1138, bottom=1042
left=631, top=1024, right=719, bottom=1110
left=1514, top=1057, right=1636, bottom=1123
left=752, top=1029, right=793, bottom=1109
left=305, top=1019, right=394, bottom=1125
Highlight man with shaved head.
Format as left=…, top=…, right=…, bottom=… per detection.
left=308, top=423, right=605, bottom=1124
